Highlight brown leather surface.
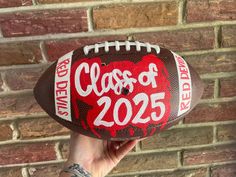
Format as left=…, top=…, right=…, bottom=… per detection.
left=34, top=41, right=203, bottom=140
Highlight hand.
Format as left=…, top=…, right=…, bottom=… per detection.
left=60, top=131, right=140, bottom=177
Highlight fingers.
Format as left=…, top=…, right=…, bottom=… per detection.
left=111, top=140, right=129, bottom=150
left=114, top=140, right=138, bottom=160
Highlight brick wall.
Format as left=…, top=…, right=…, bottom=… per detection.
left=0, top=0, right=235, bottom=177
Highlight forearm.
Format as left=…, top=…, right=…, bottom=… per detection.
left=59, top=163, right=92, bottom=177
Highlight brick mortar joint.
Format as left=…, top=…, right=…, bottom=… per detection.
left=0, top=21, right=236, bottom=44
left=0, top=72, right=11, bottom=92
left=177, top=0, right=187, bottom=25
left=9, top=122, right=20, bottom=140
left=0, top=0, right=176, bottom=14
left=39, top=41, right=49, bottom=63
left=0, top=138, right=235, bottom=155
left=214, top=26, right=221, bottom=49
left=87, top=8, right=94, bottom=32
left=214, top=79, right=220, bottom=99
left=21, top=167, right=30, bottom=177
left=1, top=160, right=236, bottom=175
left=55, top=142, right=63, bottom=160
left=107, top=160, right=236, bottom=177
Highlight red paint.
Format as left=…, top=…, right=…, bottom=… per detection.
left=129, top=128, right=135, bottom=136
left=70, top=54, right=171, bottom=138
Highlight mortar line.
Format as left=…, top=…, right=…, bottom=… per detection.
left=0, top=150, right=236, bottom=172
left=107, top=160, right=236, bottom=177
left=200, top=96, right=236, bottom=104
left=0, top=72, right=11, bottom=92
left=0, top=0, right=175, bottom=14
left=214, top=78, right=220, bottom=98
left=0, top=137, right=235, bottom=154
left=129, top=141, right=236, bottom=155
left=21, top=167, right=30, bottom=177
left=0, top=113, right=48, bottom=122
left=178, top=0, right=187, bottom=25
left=0, top=135, right=70, bottom=145
left=10, top=122, right=20, bottom=140
left=177, top=120, right=236, bottom=128
left=127, top=36, right=133, bottom=41
left=0, top=21, right=236, bottom=44
left=177, top=150, right=183, bottom=167
left=206, top=167, right=211, bottom=177
left=0, top=89, right=33, bottom=97
left=0, top=0, right=176, bottom=13
left=55, top=142, right=63, bottom=160
left=1, top=159, right=236, bottom=176
left=132, top=0, right=174, bottom=2
left=0, top=63, right=50, bottom=71
left=213, top=125, right=218, bottom=144
left=135, top=141, right=141, bottom=152
left=0, top=2, right=110, bottom=13
left=32, top=0, right=37, bottom=5
left=214, top=26, right=221, bottom=49
left=39, top=41, right=49, bottom=63
left=0, top=159, right=65, bottom=169
left=179, top=47, right=236, bottom=56
left=200, top=72, right=236, bottom=79
left=87, top=8, right=94, bottom=32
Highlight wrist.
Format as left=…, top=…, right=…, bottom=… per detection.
left=62, top=161, right=92, bottom=177
left=65, top=159, right=92, bottom=174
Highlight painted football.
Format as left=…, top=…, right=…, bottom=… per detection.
left=34, top=41, right=203, bottom=140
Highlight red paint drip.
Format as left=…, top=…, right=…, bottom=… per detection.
left=129, top=128, right=135, bottom=136
left=149, top=127, right=157, bottom=136
left=81, top=120, right=87, bottom=130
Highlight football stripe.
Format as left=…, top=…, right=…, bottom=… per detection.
left=172, top=52, right=192, bottom=116
left=54, top=51, right=73, bottom=122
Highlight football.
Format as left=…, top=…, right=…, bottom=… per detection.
left=34, top=41, right=203, bottom=140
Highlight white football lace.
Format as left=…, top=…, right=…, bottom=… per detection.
left=83, top=41, right=160, bottom=55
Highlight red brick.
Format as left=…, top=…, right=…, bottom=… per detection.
left=60, top=140, right=69, bottom=159
left=202, top=80, right=214, bottom=99
left=4, top=66, right=47, bottom=91
left=0, top=9, right=87, bottom=37
left=111, top=152, right=177, bottom=174
left=93, top=3, right=178, bottom=30
left=0, top=168, right=23, bottom=177
left=185, top=102, right=236, bottom=123
left=141, top=126, right=213, bottom=150
left=139, top=168, right=207, bottom=177
left=220, top=77, right=236, bottom=97
left=211, top=164, right=236, bottom=177
left=222, top=25, right=236, bottom=48
left=183, top=144, right=236, bottom=166
left=0, top=122, right=12, bottom=141
left=45, top=36, right=127, bottom=61
left=0, top=0, right=32, bottom=8
left=37, top=0, right=92, bottom=3
left=185, top=52, right=236, bottom=74
left=0, top=142, right=56, bottom=165
left=133, top=28, right=215, bottom=52
left=217, top=123, right=236, bottom=142
left=0, top=42, right=42, bottom=66
left=28, top=164, right=63, bottom=177
left=0, top=94, right=43, bottom=118
left=18, top=117, right=70, bottom=139
left=186, top=0, right=236, bottom=23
